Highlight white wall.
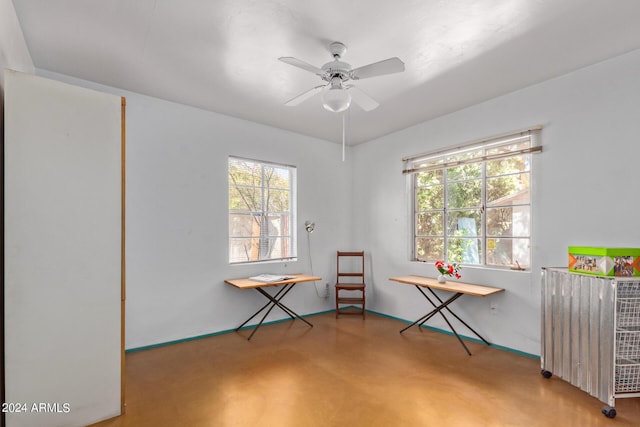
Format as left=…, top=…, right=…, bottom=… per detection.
left=124, top=92, right=352, bottom=348
left=0, top=0, right=35, bottom=150
left=352, top=48, right=640, bottom=355
left=2, top=0, right=35, bottom=420
left=4, top=71, right=123, bottom=427
left=0, top=0, right=34, bottom=90
left=38, top=70, right=352, bottom=349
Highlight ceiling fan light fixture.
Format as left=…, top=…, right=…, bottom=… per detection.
left=321, top=86, right=351, bottom=113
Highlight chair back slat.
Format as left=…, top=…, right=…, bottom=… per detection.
left=335, top=251, right=366, bottom=318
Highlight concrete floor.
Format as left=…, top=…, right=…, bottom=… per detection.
left=91, top=312, right=640, bottom=426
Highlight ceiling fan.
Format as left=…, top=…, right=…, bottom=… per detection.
left=279, top=41, right=405, bottom=113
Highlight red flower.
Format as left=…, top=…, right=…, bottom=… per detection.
left=434, top=260, right=462, bottom=279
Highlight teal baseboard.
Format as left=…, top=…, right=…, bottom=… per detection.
left=125, top=308, right=336, bottom=353
left=126, top=307, right=540, bottom=360
left=366, top=309, right=540, bottom=360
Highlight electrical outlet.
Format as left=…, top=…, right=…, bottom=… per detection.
left=325, top=283, right=329, bottom=298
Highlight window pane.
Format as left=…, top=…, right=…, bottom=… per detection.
left=229, top=160, right=263, bottom=186
left=417, top=212, right=444, bottom=235
left=229, top=186, right=261, bottom=211
left=416, top=186, right=444, bottom=210
left=229, top=236, right=290, bottom=263
left=487, top=173, right=530, bottom=205
left=416, top=237, right=444, bottom=261
left=486, top=238, right=530, bottom=268
left=447, top=238, right=481, bottom=265
left=446, top=148, right=484, bottom=163
left=416, top=169, right=443, bottom=186
left=266, top=214, right=290, bottom=237
left=486, top=141, right=530, bottom=157
left=229, top=237, right=260, bottom=263
left=263, top=166, right=290, bottom=189
left=447, top=180, right=481, bottom=208
left=447, top=210, right=481, bottom=236
left=258, top=236, right=288, bottom=260
left=446, top=162, right=482, bottom=181
left=229, top=214, right=290, bottom=240
left=486, top=154, right=529, bottom=176
left=487, top=206, right=530, bottom=237
left=229, top=213, right=258, bottom=237
left=267, top=189, right=290, bottom=211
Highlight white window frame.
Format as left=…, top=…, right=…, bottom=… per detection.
left=404, top=126, right=542, bottom=270
left=228, top=156, right=297, bottom=264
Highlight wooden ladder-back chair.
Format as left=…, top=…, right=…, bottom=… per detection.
left=335, top=251, right=366, bottom=318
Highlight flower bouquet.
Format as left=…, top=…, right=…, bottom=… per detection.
left=435, top=260, right=461, bottom=283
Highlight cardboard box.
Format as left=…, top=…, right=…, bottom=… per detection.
left=568, top=247, right=640, bottom=277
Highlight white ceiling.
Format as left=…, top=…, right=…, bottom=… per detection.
left=12, top=0, right=640, bottom=144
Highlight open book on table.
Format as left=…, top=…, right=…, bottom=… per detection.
left=249, top=274, right=293, bottom=283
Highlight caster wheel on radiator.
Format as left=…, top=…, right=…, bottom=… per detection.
left=601, top=406, right=616, bottom=419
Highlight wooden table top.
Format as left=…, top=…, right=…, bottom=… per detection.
left=389, top=275, right=504, bottom=297
left=225, top=274, right=322, bottom=289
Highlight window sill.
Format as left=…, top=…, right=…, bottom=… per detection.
left=412, top=260, right=530, bottom=274
left=230, top=258, right=298, bottom=267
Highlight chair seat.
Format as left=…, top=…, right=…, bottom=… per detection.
left=336, top=296, right=365, bottom=304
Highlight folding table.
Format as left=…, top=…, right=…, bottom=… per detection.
left=224, top=274, right=321, bottom=340
left=389, top=275, right=504, bottom=355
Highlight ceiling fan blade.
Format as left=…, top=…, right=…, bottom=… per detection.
left=279, top=57, right=325, bottom=76
left=351, top=57, right=405, bottom=80
left=284, top=85, right=325, bottom=106
left=347, top=86, right=380, bottom=111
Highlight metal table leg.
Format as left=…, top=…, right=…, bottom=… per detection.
left=236, top=282, right=313, bottom=340
left=400, top=284, right=490, bottom=355
left=399, top=291, right=463, bottom=333
left=422, top=287, right=491, bottom=346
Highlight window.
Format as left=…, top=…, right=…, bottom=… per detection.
left=228, top=157, right=297, bottom=264
left=404, top=127, right=542, bottom=269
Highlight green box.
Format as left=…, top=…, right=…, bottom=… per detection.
left=568, top=247, right=640, bottom=277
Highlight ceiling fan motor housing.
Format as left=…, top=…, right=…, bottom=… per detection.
left=321, top=60, right=352, bottom=82
left=321, top=42, right=352, bottom=82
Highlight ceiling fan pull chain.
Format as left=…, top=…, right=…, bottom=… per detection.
left=342, top=111, right=346, bottom=162
left=341, top=108, right=352, bottom=162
